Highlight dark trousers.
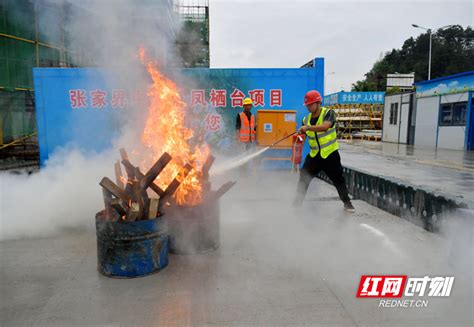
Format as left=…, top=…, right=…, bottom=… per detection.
left=296, top=150, right=351, bottom=204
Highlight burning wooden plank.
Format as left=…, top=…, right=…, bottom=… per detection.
left=140, top=152, right=172, bottom=190
left=134, top=166, right=150, bottom=216
left=119, top=161, right=135, bottom=198
left=101, top=188, right=115, bottom=221
left=130, top=177, right=148, bottom=220
left=148, top=198, right=160, bottom=219
left=201, top=155, right=215, bottom=192
left=128, top=165, right=165, bottom=197
left=102, top=187, right=113, bottom=208
left=126, top=202, right=140, bottom=222
left=119, top=148, right=136, bottom=180
left=119, top=148, right=166, bottom=197
left=110, top=198, right=127, bottom=217
left=118, top=151, right=171, bottom=220
left=129, top=167, right=164, bottom=197
left=202, top=155, right=215, bottom=180
left=99, top=147, right=235, bottom=224
left=147, top=181, right=165, bottom=198
left=163, top=163, right=193, bottom=197
left=121, top=159, right=137, bottom=180
left=119, top=149, right=143, bottom=201
left=114, top=160, right=125, bottom=190
left=99, top=177, right=132, bottom=203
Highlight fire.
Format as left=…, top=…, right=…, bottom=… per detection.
left=138, top=48, right=210, bottom=205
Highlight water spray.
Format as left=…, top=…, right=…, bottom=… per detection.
left=211, top=132, right=300, bottom=175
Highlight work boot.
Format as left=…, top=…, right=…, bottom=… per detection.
left=344, top=201, right=355, bottom=213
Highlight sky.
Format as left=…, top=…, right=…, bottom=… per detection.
left=209, top=0, right=473, bottom=94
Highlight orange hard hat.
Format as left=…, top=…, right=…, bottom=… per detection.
left=304, top=90, right=322, bottom=106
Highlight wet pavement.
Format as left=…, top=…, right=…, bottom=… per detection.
left=340, top=141, right=474, bottom=207
left=1, top=172, right=472, bottom=326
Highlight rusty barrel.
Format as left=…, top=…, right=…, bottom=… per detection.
left=96, top=216, right=169, bottom=278
left=164, top=199, right=220, bottom=254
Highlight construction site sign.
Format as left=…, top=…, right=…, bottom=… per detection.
left=324, top=91, right=385, bottom=106
left=181, top=62, right=324, bottom=156
left=33, top=60, right=325, bottom=166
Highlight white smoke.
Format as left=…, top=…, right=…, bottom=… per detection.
left=0, top=149, right=114, bottom=240
left=210, top=147, right=270, bottom=176
left=0, top=0, right=189, bottom=240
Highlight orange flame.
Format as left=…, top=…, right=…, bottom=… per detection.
left=138, top=48, right=210, bottom=205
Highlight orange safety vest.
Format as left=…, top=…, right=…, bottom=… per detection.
left=239, top=112, right=256, bottom=143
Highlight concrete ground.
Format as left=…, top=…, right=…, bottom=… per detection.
left=340, top=141, right=474, bottom=206
left=1, top=171, right=473, bottom=326
left=341, top=140, right=474, bottom=171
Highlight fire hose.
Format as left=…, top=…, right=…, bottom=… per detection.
left=266, top=132, right=306, bottom=169
left=268, top=131, right=303, bottom=148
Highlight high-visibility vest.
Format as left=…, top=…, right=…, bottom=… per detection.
left=303, top=107, right=339, bottom=158
left=239, top=112, right=256, bottom=143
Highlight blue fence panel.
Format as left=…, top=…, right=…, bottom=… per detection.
left=33, top=59, right=325, bottom=168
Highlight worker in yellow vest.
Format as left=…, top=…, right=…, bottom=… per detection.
left=235, top=97, right=256, bottom=151
left=293, top=90, right=355, bottom=212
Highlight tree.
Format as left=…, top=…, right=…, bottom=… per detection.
left=351, top=25, right=474, bottom=91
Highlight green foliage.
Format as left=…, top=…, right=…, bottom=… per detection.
left=351, top=25, right=474, bottom=91
left=385, top=86, right=402, bottom=95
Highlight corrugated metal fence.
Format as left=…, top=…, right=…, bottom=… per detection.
left=318, top=166, right=470, bottom=233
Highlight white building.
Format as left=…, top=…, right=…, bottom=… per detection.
left=386, top=73, right=415, bottom=92
left=382, top=71, right=474, bottom=150
left=382, top=92, right=416, bottom=144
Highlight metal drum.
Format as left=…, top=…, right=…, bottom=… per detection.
left=164, top=199, right=220, bottom=254
left=96, top=216, right=169, bottom=278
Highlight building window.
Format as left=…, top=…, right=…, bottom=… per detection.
left=440, top=102, right=467, bottom=126
left=453, top=102, right=467, bottom=125
left=440, top=104, right=453, bottom=125
left=389, top=103, right=398, bottom=125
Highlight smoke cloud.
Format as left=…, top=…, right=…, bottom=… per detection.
left=1, top=0, right=188, bottom=240
left=1, top=2, right=472, bottom=325
left=1, top=149, right=113, bottom=239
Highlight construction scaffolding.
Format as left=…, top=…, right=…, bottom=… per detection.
left=323, top=92, right=385, bottom=141
left=1, top=0, right=90, bottom=92
left=0, top=0, right=92, bottom=169
left=174, top=0, right=210, bottom=67
left=174, top=0, right=209, bottom=22
left=332, top=103, right=384, bottom=141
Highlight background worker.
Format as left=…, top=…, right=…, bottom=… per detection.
left=235, top=97, right=257, bottom=151
left=293, top=90, right=355, bottom=212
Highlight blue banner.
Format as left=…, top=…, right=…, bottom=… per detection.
left=179, top=65, right=324, bottom=157
left=33, top=59, right=325, bottom=167
left=415, top=71, right=474, bottom=98
left=324, top=91, right=385, bottom=106
left=33, top=68, right=131, bottom=166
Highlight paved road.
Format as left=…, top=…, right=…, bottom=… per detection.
left=1, top=172, right=472, bottom=326
left=340, top=141, right=474, bottom=206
